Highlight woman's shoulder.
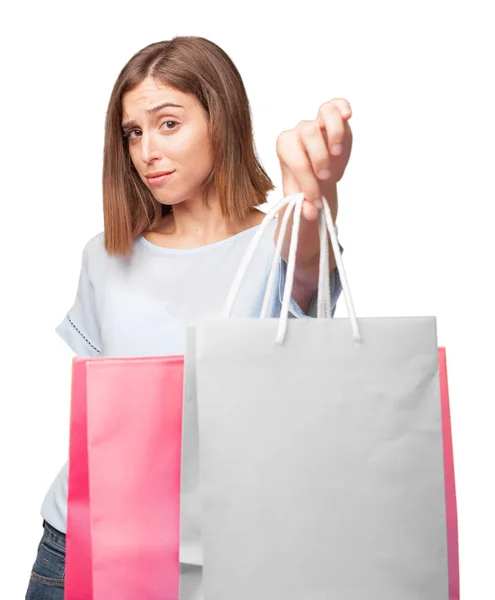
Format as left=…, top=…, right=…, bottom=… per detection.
left=83, top=231, right=139, bottom=262
left=81, top=231, right=106, bottom=266
left=81, top=231, right=131, bottom=281
left=84, top=230, right=105, bottom=251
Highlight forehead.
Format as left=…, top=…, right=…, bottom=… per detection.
left=122, top=77, right=192, bottom=119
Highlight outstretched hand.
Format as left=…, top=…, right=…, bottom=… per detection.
left=276, top=98, right=353, bottom=221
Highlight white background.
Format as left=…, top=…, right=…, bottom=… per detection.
left=1, top=0, right=493, bottom=597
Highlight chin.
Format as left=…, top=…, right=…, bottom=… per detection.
left=155, top=197, right=183, bottom=209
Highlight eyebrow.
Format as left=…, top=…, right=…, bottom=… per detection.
left=121, top=102, right=184, bottom=130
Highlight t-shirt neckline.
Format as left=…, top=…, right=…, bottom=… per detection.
left=137, top=221, right=269, bottom=255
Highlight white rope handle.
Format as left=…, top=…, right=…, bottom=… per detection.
left=260, top=196, right=299, bottom=319
left=276, top=194, right=305, bottom=343
left=317, top=206, right=331, bottom=319
left=261, top=195, right=331, bottom=321
left=222, top=194, right=298, bottom=318
left=222, top=192, right=362, bottom=345
left=321, top=196, right=361, bottom=343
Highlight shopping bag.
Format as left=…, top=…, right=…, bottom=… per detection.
left=193, top=193, right=452, bottom=599
left=179, top=329, right=203, bottom=568
left=439, top=347, right=460, bottom=599
left=182, top=349, right=459, bottom=600
left=65, top=356, right=184, bottom=600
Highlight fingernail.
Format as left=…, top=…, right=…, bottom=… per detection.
left=318, top=169, right=331, bottom=179
left=313, top=199, right=323, bottom=209
left=331, top=144, right=343, bottom=155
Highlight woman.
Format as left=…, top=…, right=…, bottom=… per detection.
left=26, top=35, right=352, bottom=599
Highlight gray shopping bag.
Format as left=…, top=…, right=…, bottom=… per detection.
left=180, top=324, right=202, bottom=567
left=193, top=193, right=449, bottom=600
left=178, top=327, right=204, bottom=600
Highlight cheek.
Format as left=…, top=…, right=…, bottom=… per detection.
left=191, top=148, right=213, bottom=176
left=182, top=119, right=211, bottom=155
left=185, top=135, right=213, bottom=174
left=128, top=145, right=142, bottom=173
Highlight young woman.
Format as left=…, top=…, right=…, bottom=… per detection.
left=25, top=35, right=352, bottom=599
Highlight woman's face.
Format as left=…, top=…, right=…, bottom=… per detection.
left=121, top=76, right=214, bottom=207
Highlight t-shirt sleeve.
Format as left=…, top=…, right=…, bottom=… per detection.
left=55, top=240, right=102, bottom=356
left=278, top=242, right=344, bottom=319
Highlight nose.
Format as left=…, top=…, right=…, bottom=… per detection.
left=140, top=131, right=162, bottom=164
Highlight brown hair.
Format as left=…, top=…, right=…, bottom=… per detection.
left=102, top=36, right=275, bottom=257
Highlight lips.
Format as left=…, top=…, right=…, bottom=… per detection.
left=146, top=171, right=174, bottom=179
left=146, top=171, right=175, bottom=186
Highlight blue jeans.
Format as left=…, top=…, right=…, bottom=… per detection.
left=24, top=519, right=204, bottom=599
left=25, top=520, right=66, bottom=599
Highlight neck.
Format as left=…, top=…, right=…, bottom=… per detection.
left=162, top=186, right=257, bottom=244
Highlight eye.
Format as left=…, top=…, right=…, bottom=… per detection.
left=122, top=120, right=179, bottom=140
left=161, top=120, right=179, bottom=131
left=122, top=129, right=140, bottom=140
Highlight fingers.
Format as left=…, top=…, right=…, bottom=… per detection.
left=317, top=100, right=349, bottom=158
left=302, top=201, right=320, bottom=221
left=319, top=98, right=352, bottom=120
left=297, top=120, right=333, bottom=180
left=279, top=129, right=322, bottom=206
left=276, top=98, right=352, bottom=221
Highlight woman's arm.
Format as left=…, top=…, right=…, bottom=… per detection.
left=274, top=99, right=352, bottom=313
left=276, top=182, right=338, bottom=314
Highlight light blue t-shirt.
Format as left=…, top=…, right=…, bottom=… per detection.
left=40, top=215, right=342, bottom=533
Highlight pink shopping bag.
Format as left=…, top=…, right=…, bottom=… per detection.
left=439, top=347, right=460, bottom=599
left=65, top=356, right=184, bottom=600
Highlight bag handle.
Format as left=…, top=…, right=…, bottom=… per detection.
left=222, top=192, right=362, bottom=345
left=317, top=205, right=332, bottom=319
left=260, top=194, right=331, bottom=321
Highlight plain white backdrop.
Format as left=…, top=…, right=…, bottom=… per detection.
left=1, top=0, right=493, bottom=596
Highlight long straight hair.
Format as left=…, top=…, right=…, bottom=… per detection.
left=102, top=36, right=275, bottom=257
